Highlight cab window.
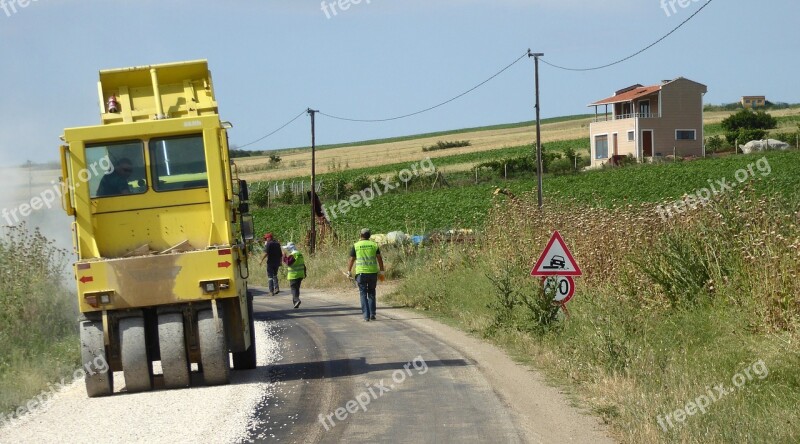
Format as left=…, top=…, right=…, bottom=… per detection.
left=87, top=141, right=147, bottom=198
left=150, top=134, right=208, bottom=191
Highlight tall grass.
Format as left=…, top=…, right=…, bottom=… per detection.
left=389, top=189, right=800, bottom=443
left=0, top=224, right=78, bottom=417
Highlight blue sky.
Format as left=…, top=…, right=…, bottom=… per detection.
left=0, top=0, right=798, bottom=166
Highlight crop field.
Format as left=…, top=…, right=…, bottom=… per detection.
left=259, top=114, right=595, bottom=156
left=254, top=138, right=589, bottom=190
left=236, top=115, right=598, bottom=181
left=238, top=108, right=800, bottom=184
left=253, top=150, right=800, bottom=242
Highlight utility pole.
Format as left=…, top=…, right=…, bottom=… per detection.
left=307, top=108, right=319, bottom=254
left=529, top=50, right=544, bottom=209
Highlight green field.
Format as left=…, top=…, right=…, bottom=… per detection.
left=254, top=150, right=800, bottom=241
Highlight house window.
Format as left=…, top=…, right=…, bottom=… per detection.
left=627, top=131, right=635, bottom=142
left=639, top=100, right=651, bottom=117
left=676, top=130, right=696, bottom=140
left=595, top=135, right=609, bottom=159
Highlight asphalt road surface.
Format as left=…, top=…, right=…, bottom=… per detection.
left=0, top=287, right=613, bottom=444
left=248, top=288, right=613, bottom=443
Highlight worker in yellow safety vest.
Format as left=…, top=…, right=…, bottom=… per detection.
left=282, top=242, right=306, bottom=308
left=346, top=228, right=385, bottom=322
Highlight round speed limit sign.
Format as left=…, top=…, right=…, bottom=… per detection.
left=542, top=276, right=576, bottom=303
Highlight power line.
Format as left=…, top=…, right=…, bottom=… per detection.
left=319, top=50, right=530, bottom=123
left=540, top=0, right=714, bottom=72
left=237, top=109, right=308, bottom=149
left=239, top=0, right=712, bottom=147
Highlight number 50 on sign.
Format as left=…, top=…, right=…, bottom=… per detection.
left=542, top=276, right=575, bottom=303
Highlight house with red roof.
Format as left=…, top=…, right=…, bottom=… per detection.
left=587, top=77, right=707, bottom=167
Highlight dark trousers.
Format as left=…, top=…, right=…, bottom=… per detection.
left=356, top=273, right=378, bottom=319
left=267, top=264, right=280, bottom=294
left=289, top=279, right=303, bottom=305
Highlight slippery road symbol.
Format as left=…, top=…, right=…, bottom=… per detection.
left=530, top=231, right=582, bottom=277
left=542, top=255, right=566, bottom=270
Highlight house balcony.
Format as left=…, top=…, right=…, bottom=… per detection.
left=593, top=112, right=660, bottom=122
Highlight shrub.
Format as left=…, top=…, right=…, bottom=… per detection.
left=276, top=191, right=297, bottom=205
left=633, top=233, right=719, bottom=307
left=229, top=149, right=252, bottom=158
left=477, top=154, right=536, bottom=176
left=721, top=109, right=777, bottom=133
left=485, top=263, right=561, bottom=336
left=772, top=128, right=799, bottom=147
left=548, top=157, right=575, bottom=175
left=249, top=181, right=270, bottom=208
left=319, top=173, right=348, bottom=200
left=706, top=135, right=725, bottom=153
left=729, top=128, right=768, bottom=146
left=422, top=140, right=471, bottom=152
left=349, top=174, right=372, bottom=193
left=722, top=109, right=777, bottom=145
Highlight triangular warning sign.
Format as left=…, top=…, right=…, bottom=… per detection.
left=530, top=231, right=582, bottom=277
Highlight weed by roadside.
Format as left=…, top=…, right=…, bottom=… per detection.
left=0, top=224, right=78, bottom=417
left=387, top=189, right=799, bottom=443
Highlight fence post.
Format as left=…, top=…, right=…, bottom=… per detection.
left=504, top=163, right=507, bottom=179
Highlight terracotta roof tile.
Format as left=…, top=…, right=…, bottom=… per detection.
left=590, top=84, right=662, bottom=106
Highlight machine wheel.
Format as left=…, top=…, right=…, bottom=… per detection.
left=79, top=320, right=113, bottom=397
left=233, top=294, right=258, bottom=370
left=158, top=313, right=190, bottom=389
left=198, top=309, right=230, bottom=385
left=120, top=317, right=153, bottom=392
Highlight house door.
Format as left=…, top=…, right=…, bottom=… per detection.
left=612, top=133, right=618, bottom=156
left=642, top=130, right=653, bottom=157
